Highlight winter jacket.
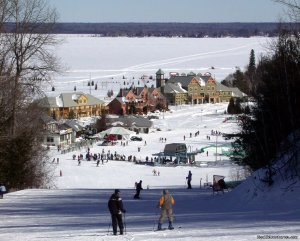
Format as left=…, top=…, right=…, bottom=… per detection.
left=136, top=181, right=143, bottom=191
left=186, top=172, right=192, bottom=181
left=158, top=193, right=175, bottom=210
left=0, top=185, right=6, bottom=193
left=108, top=193, right=126, bottom=215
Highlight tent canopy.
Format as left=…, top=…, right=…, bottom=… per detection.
left=99, top=127, right=136, bottom=140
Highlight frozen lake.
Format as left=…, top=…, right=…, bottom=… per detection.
left=47, top=36, right=271, bottom=97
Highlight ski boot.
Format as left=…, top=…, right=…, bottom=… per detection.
left=168, top=222, right=174, bottom=230
left=157, top=223, right=162, bottom=230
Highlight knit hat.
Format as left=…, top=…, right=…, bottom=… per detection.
left=114, top=189, right=120, bottom=194
left=163, top=189, right=169, bottom=194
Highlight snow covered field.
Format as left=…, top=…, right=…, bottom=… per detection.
left=46, top=36, right=271, bottom=98
left=0, top=37, right=299, bottom=240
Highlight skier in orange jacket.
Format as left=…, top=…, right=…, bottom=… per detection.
left=157, top=189, right=175, bottom=230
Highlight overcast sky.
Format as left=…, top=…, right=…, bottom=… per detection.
left=48, top=0, right=287, bottom=23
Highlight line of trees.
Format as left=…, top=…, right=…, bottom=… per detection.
left=0, top=0, right=61, bottom=190
left=9, top=22, right=296, bottom=38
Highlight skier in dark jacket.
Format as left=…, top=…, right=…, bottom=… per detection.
left=186, top=170, right=192, bottom=189
left=108, top=189, right=126, bottom=235
left=134, top=180, right=143, bottom=199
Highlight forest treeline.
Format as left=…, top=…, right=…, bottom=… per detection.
left=3, top=22, right=300, bottom=37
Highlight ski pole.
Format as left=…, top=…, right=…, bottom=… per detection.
left=107, top=222, right=111, bottom=235
left=152, top=207, right=159, bottom=231
left=123, top=213, right=127, bottom=234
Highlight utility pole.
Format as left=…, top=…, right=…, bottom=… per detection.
left=89, top=73, right=91, bottom=95
left=215, top=132, right=221, bottom=162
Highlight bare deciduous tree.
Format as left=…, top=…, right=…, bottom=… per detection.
left=0, top=0, right=61, bottom=190
left=273, top=0, right=300, bottom=21
left=1, top=0, right=61, bottom=135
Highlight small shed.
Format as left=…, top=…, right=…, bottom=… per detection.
left=164, top=143, right=187, bottom=155
left=153, top=143, right=196, bottom=165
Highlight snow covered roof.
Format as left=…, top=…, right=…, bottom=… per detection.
left=164, top=82, right=187, bottom=94
left=44, top=92, right=104, bottom=108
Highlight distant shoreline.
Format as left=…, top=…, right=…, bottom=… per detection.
left=3, top=22, right=299, bottom=37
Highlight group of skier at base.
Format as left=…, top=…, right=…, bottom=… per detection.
left=108, top=188, right=175, bottom=236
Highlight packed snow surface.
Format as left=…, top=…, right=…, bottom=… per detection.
left=1, top=104, right=299, bottom=241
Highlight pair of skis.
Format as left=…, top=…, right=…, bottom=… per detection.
left=154, top=226, right=181, bottom=232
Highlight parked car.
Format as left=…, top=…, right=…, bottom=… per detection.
left=97, top=140, right=113, bottom=146
left=130, top=136, right=143, bottom=141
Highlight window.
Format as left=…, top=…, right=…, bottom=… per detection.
left=47, top=137, right=54, bottom=142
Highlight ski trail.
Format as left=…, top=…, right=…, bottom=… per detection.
left=53, top=72, right=127, bottom=84
left=124, top=43, right=257, bottom=71
left=53, top=42, right=257, bottom=86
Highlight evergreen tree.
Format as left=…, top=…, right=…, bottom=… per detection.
left=227, top=98, right=235, bottom=114
left=246, top=49, right=256, bottom=93
left=235, top=98, right=242, bottom=114
left=248, top=49, right=256, bottom=76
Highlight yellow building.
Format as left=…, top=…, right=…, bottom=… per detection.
left=41, top=92, right=105, bottom=120
left=163, top=72, right=245, bottom=104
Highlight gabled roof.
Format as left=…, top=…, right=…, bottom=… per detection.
left=215, top=82, right=232, bottom=91
left=40, top=113, right=57, bottom=124
left=117, top=89, right=132, bottom=97
left=168, top=75, right=196, bottom=88
left=198, top=75, right=212, bottom=83
left=107, top=116, right=153, bottom=128
left=134, top=87, right=146, bottom=96
left=111, top=97, right=126, bottom=105
left=58, top=123, right=72, bottom=131
left=164, top=143, right=187, bottom=155
left=99, top=127, right=136, bottom=139
left=229, top=87, right=248, bottom=98
left=164, top=82, right=187, bottom=94
left=43, top=92, right=104, bottom=108
left=64, top=120, right=84, bottom=132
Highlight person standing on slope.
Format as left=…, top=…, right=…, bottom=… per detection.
left=134, top=180, right=143, bottom=199
left=186, top=170, right=192, bottom=189
left=0, top=183, right=6, bottom=199
left=108, top=189, right=126, bottom=235
left=157, top=189, right=175, bottom=230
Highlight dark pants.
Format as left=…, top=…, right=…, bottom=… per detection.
left=111, top=213, right=124, bottom=235
left=187, top=180, right=192, bottom=189
left=134, top=189, right=141, bottom=199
